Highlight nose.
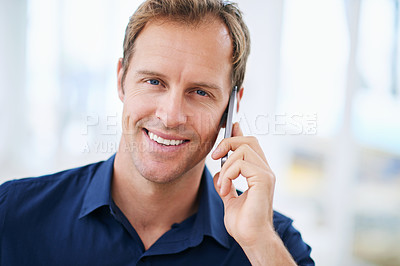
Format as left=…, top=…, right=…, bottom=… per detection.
left=155, top=89, right=188, bottom=128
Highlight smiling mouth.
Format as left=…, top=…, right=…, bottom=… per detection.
left=144, top=129, right=189, bottom=146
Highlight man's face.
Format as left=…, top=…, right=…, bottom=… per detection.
left=118, top=18, right=232, bottom=183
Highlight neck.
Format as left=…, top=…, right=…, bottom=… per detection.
left=111, top=139, right=205, bottom=250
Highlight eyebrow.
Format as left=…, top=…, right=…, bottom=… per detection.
left=135, top=70, right=224, bottom=92
left=136, top=70, right=166, bottom=78
left=191, top=81, right=224, bottom=93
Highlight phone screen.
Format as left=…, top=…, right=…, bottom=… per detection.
left=221, top=86, right=237, bottom=167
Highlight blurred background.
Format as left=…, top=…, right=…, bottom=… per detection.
left=1, top=0, right=400, bottom=265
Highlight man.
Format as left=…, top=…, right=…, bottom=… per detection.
left=0, top=0, right=314, bottom=265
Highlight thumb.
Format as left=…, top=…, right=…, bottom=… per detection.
left=213, top=172, right=238, bottom=204
left=213, top=172, right=221, bottom=193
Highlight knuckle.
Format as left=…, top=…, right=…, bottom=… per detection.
left=237, top=144, right=250, bottom=152
left=221, top=140, right=229, bottom=150
left=247, top=136, right=259, bottom=145
left=232, top=158, right=243, bottom=168
left=267, top=171, right=276, bottom=183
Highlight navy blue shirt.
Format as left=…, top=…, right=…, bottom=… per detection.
left=0, top=155, right=314, bottom=265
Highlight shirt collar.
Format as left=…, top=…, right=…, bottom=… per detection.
left=78, top=154, right=230, bottom=249
left=193, top=167, right=230, bottom=248
left=78, top=154, right=115, bottom=218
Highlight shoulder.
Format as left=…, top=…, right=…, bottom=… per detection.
left=0, top=160, right=107, bottom=245
left=1, top=160, right=101, bottom=192
left=0, top=160, right=103, bottom=216
left=2, top=160, right=101, bottom=186
left=272, top=210, right=315, bottom=265
left=272, top=210, right=294, bottom=236
left=0, top=159, right=112, bottom=263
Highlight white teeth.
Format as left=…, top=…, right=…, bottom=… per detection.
left=148, top=131, right=185, bottom=146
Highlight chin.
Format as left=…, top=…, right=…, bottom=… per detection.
left=134, top=161, right=187, bottom=184
left=133, top=152, right=208, bottom=185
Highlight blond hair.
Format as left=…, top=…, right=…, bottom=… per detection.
left=121, top=0, right=250, bottom=90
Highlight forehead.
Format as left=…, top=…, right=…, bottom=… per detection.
left=136, top=16, right=233, bottom=53
left=130, top=17, right=233, bottom=90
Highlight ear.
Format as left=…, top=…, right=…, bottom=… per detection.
left=117, top=58, right=125, bottom=102
left=236, top=87, right=244, bottom=112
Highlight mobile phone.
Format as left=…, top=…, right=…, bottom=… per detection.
left=221, top=86, right=237, bottom=167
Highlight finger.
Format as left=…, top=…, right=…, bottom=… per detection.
left=219, top=144, right=269, bottom=179
left=220, top=159, right=273, bottom=191
left=214, top=172, right=238, bottom=202
left=232, top=122, right=243, bottom=137
left=219, top=160, right=244, bottom=197
left=212, top=136, right=267, bottom=163
left=211, top=122, right=242, bottom=161
left=213, top=172, right=221, bottom=191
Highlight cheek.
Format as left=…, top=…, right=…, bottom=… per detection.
left=122, top=93, right=156, bottom=130
left=192, top=108, right=224, bottom=140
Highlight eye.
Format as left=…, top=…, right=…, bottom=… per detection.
left=147, top=79, right=160, bottom=86
left=195, top=89, right=208, bottom=97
